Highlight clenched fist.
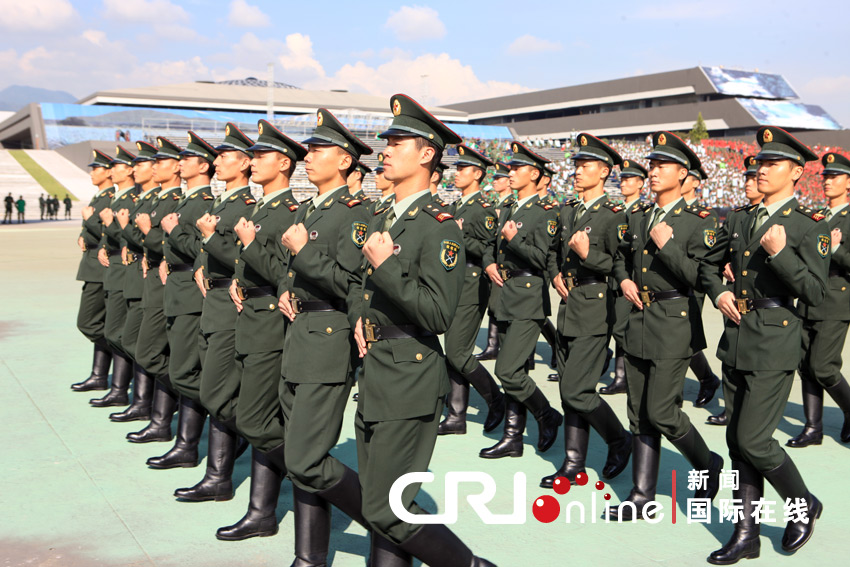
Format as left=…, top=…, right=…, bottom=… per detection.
left=568, top=230, right=590, bottom=260
left=363, top=231, right=394, bottom=269
left=760, top=224, right=786, bottom=256
left=650, top=221, right=674, bottom=250
left=281, top=223, right=309, bottom=255
left=196, top=213, right=217, bottom=239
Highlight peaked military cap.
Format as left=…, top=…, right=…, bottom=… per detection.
left=755, top=126, right=817, bottom=166
left=110, top=145, right=136, bottom=166
left=378, top=94, right=462, bottom=150
left=180, top=131, right=219, bottom=164
left=619, top=159, right=647, bottom=179
left=249, top=119, right=308, bottom=161
left=435, top=161, right=448, bottom=175
left=646, top=131, right=699, bottom=169
left=573, top=132, right=624, bottom=167
left=492, top=162, right=510, bottom=179
left=132, top=141, right=158, bottom=163
left=542, top=163, right=557, bottom=178
left=303, top=108, right=372, bottom=159
left=354, top=161, right=372, bottom=177
left=216, top=122, right=255, bottom=157
left=822, top=151, right=850, bottom=176
left=688, top=165, right=708, bottom=181
left=456, top=144, right=494, bottom=170
left=154, top=136, right=182, bottom=160
left=743, top=155, right=759, bottom=177
left=508, top=140, right=550, bottom=170
left=88, top=149, right=113, bottom=169
left=375, top=152, right=385, bottom=172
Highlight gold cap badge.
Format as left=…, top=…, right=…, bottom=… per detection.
left=136, top=142, right=142, bottom=150
left=827, top=154, right=835, bottom=163
left=317, top=111, right=323, bottom=126
left=658, top=133, right=667, bottom=145
left=392, top=99, right=401, bottom=116
left=458, top=147, right=465, bottom=155
left=763, top=129, right=773, bottom=143
left=580, top=135, right=587, bottom=146
left=258, top=122, right=264, bottom=135
left=158, top=139, right=163, bottom=147
left=623, top=160, right=630, bottom=167
left=512, top=143, right=519, bottom=153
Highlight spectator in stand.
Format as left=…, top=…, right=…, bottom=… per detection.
left=16, top=195, right=26, bottom=223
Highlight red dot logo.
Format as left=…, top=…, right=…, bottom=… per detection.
left=595, top=481, right=605, bottom=491
left=532, top=495, right=560, bottom=523
left=604, top=493, right=611, bottom=501
left=575, top=472, right=588, bottom=486
left=553, top=476, right=571, bottom=495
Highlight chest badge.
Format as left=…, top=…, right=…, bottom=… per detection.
left=393, top=243, right=402, bottom=255
left=584, top=226, right=592, bottom=233
left=309, top=230, right=318, bottom=241
left=516, top=222, right=523, bottom=229
left=254, top=224, right=261, bottom=232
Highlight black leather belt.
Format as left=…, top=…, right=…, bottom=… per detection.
left=125, top=252, right=140, bottom=265
left=362, top=320, right=434, bottom=342
left=736, top=296, right=793, bottom=314
left=640, top=288, right=693, bottom=305
left=499, top=268, right=543, bottom=280
left=145, top=252, right=163, bottom=266
left=107, top=249, right=121, bottom=257
left=167, top=262, right=194, bottom=274
left=203, top=277, right=231, bottom=290
left=290, top=297, right=346, bottom=314
left=565, top=275, right=607, bottom=290
left=237, top=285, right=275, bottom=300
left=83, top=244, right=97, bottom=251
left=829, top=269, right=846, bottom=278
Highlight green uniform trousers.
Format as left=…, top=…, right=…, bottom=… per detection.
left=611, top=295, right=630, bottom=348
left=136, top=306, right=169, bottom=378
left=281, top=378, right=353, bottom=492
left=722, top=365, right=794, bottom=472
left=355, top=402, right=442, bottom=545
left=104, top=290, right=128, bottom=355
left=557, top=334, right=608, bottom=414
left=167, top=314, right=202, bottom=401
left=76, top=282, right=106, bottom=343
left=233, top=349, right=284, bottom=452
left=120, top=299, right=144, bottom=361
left=493, top=319, right=544, bottom=403
left=445, top=300, right=487, bottom=375
left=800, top=318, right=850, bottom=389
left=624, top=354, right=692, bottom=438
left=198, top=329, right=239, bottom=421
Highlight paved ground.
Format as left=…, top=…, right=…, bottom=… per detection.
left=1, top=223, right=847, bottom=566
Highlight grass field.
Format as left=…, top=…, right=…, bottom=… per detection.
left=8, top=149, right=77, bottom=201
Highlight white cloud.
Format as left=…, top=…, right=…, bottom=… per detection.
left=384, top=5, right=446, bottom=42
left=633, top=1, right=735, bottom=20
left=228, top=0, right=269, bottom=28
left=507, top=35, right=562, bottom=56
left=0, top=0, right=77, bottom=31
left=206, top=32, right=326, bottom=86
left=103, top=0, right=189, bottom=23
left=82, top=29, right=107, bottom=46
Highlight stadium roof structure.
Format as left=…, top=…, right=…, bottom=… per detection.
left=446, top=66, right=844, bottom=140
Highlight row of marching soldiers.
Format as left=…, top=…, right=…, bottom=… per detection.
left=70, top=88, right=848, bottom=566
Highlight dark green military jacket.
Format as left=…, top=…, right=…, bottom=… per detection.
left=557, top=195, right=626, bottom=337
left=76, top=186, right=114, bottom=283
left=453, top=192, right=497, bottom=306
left=798, top=205, right=850, bottom=321
left=483, top=194, right=559, bottom=321
left=200, top=186, right=255, bottom=333
left=356, top=192, right=465, bottom=421
left=235, top=190, right=300, bottom=354
left=121, top=187, right=159, bottom=301
left=701, top=198, right=829, bottom=370
left=163, top=186, right=214, bottom=317
left=101, top=185, right=140, bottom=292
left=369, top=195, right=394, bottom=217
left=613, top=197, right=716, bottom=359
left=281, top=187, right=369, bottom=382
left=140, top=187, right=182, bottom=309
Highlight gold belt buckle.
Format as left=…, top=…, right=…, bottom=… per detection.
left=290, top=296, right=302, bottom=314
left=363, top=319, right=377, bottom=342
left=499, top=268, right=510, bottom=281
left=565, top=276, right=576, bottom=291
left=736, top=298, right=751, bottom=314
left=203, top=277, right=212, bottom=291
left=640, top=291, right=653, bottom=305
left=236, top=286, right=247, bottom=301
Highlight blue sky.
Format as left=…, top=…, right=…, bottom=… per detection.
left=1, top=0, right=849, bottom=126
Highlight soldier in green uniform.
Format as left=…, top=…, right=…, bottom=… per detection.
left=90, top=146, right=139, bottom=408
left=125, top=137, right=185, bottom=440
left=174, top=123, right=256, bottom=502
left=540, top=133, right=632, bottom=488
left=786, top=150, right=850, bottom=448
left=147, top=132, right=217, bottom=469
left=214, top=119, right=304, bottom=540
left=535, top=161, right=562, bottom=378
left=348, top=160, right=372, bottom=201
left=608, top=131, right=723, bottom=520
left=437, top=144, right=506, bottom=436
left=701, top=127, right=826, bottom=563
left=680, top=166, right=722, bottom=408
left=108, top=141, right=160, bottom=422
left=274, top=108, right=375, bottom=563
left=369, top=152, right=394, bottom=215
left=479, top=140, right=563, bottom=459
left=475, top=162, right=513, bottom=361
left=600, top=159, right=648, bottom=395
left=71, top=150, right=115, bottom=392
left=351, top=94, right=495, bottom=566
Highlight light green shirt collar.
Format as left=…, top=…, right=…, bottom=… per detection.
left=112, top=185, right=135, bottom=202
left=311, top=185, right=347, bottom=210
left=580, top=193, right=606, bottom=211
left=651, top=197, right=683, bottom=220
left=258, top=188, right=290, bottom=209
left=392, top=190, right=430, bottom=225
left=460, top=190, right=480, bottom=207
left=497, top=193, right=513, bottom=207
left=96, top=186, right=113, bottom=198
left=757, top=195, right=796, bottom=219
left=515, top=193, right=536, bottom=210
left=184, top=184, right=210, bottom=198
left=219, top=185, right=249, bottom=202
left=378, top=193, right=395, bottom=207
left=829, top=203, right=849, bottom=216
left=157, top=185, right=181, bottom=198
left=686, top=197, right=699, bottom=206
left=138, top=186, right=159, bottom=200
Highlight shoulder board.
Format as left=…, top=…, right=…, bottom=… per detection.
left=346, top=199, right=362, bottom=208
left=733, top=204, right=755, bottom=212
left=202, top=194, right=214, bottom=200
left=172, top=193, right=180, bottom=200
left=477, top=199, right=491, bottom=208
left=424, top=204, right=454, bottom=222
left=685, top=204, right=712, bottom=218
left=633, top=202, right=652, bottom=212
left=536, top=200, right=555, bottom=210
left=563, top=199, right=579, bottom=207
left=603, top=201, right=623, bottom=213
left=243, top=196, right=256, bottom=205
left=797, top=205, right=825, bottom=221
left=436, top=199, right=449, bottom=207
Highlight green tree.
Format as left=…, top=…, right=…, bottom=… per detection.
left=688, top=112, right=709, bottom=144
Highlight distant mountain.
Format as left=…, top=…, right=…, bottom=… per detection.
left=0, top=85, right=76, bottom=111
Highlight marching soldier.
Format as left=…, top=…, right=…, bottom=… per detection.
left=174, top=123, right=256, bottom=502
left=534, top=161, right=562, bottom=377
left=352, top=94, right=495, bottom=566
left=600, top=159, right=649, bottom=395
left=701, top=126, right=826, bottom=563
left=437, top=144, right=505, bottom=436
left=348, top=160, right=372, bottom=201
left=369, top=152, right=394, bottom=215
left=148, top=132, right=217, bottom=469
left=126, top=137, right=184, bottom=441
left=608, top=131, right=723, bottom=520
left=216, top=119, right=304, bottom=540
left=786, top=150, right=850, bottom=448
left=90, top=146, right=139, bottom=408
left=541, top=133, right=632, bottom=488
left=479, top=140, right=563, bottom=459
left=681, top=166, right=722, bottom=408
left=71, top=150, right=115, bottom=392
left=428, top=161, right=449, bottom=202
